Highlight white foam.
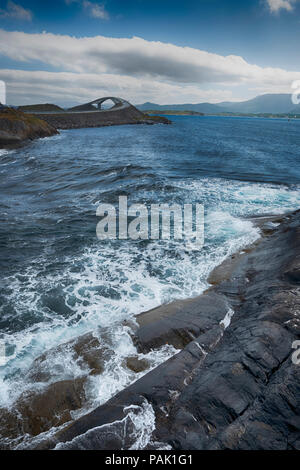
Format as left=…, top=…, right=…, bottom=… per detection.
left=82, top=342, right=178, bottom=414
left=54, top=399, right=170, bottom=450
left=174, top=177, right=300, bottom=216
left=0, top=148, right=14, bottom=157
left=220, top=308, right=235, bottom=329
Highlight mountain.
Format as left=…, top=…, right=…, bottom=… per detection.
left=219, top=94, right=296, bottom=114
left=136, top=101, right=228, bottom=114
left=137, top=94, right=298, bottom=115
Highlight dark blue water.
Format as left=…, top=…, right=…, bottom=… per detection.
left=0, top=115, right=299, bottom=428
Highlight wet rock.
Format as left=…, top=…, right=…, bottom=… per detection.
left=72, top=332, right=107, bottom=376
left=0, top=330, right=111, bottom=446
left=26, top=332, right=107, bottom=383
left=19, top=378, right=86, bottom=435
left=0, top=377, right=86, bottom=443
left=0, top=332, right=108, bottom=444
left=134, top=292, right=230, bottom=352
left=0, top=407, right=24, bottom=444
left=125, top=356, right=150, bottom=373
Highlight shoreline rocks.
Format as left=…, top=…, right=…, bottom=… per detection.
left=0, top=105, right=171, bottom=149
left=32, top=210, right=300, bottom=450
left=33, top=106, right=171, bottom=130
left=0, top=108, right=58, bottom=148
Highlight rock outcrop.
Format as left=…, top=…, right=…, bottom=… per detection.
left=18, top=103, right=64, bottom=113
left=33, top=107, right=171, bottom=130
left=0, top=108, right=58, bottom=148
left=0, top=378, right=86, bottom=443
left=33, top=210, right=300, bottom=450
left=0, top=331, right=111, bottom=448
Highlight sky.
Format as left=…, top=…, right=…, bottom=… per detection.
left=0, top=0, right=300, bottom=106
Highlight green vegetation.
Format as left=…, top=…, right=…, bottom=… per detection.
left=142, top=113, right=172, bottom=124
left=18, top=103, right=64, bottom=113
left=0, top=108, right=53, bottom=129
left=0, top=108, right=58, bottom=147
left=145, top=110, right=204, bottom=116
left=145, top=109, right=300, bottom=119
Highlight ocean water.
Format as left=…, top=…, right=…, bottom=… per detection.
left=0, top=115, right=300, bottom=444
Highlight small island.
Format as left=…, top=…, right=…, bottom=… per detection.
left=144, top=110, right=204, bottom=116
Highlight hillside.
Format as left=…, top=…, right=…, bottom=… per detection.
left=137, top=102, right=226, bottom=114
left=0, top=108, right=58, bottom=147
left=137, top=94, right=299, bottom=115
left=18, top=103, right=64, bottom=113
left=219, top=94, right=297, bottom=114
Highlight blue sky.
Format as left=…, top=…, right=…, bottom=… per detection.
left=0, top=0, right=300, bottom=105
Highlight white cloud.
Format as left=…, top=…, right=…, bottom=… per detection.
left=266, top=0, right=299, bottom=13
left=0, top=30, right=299, bottom=87
left=83, top=1, right=109, bottom=20
left=0, top=1, right=32, bottom=21
left=0, top=68, right=237, bottom=106
left=0, top=30, right=299, bottom=105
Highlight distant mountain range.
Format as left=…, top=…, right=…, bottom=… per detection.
left=137, top=101, right=228, bottom=114
left=137, top=94, right=300, bottom=115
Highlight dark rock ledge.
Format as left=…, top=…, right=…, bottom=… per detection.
left=25, top=210, right=300, bottom=451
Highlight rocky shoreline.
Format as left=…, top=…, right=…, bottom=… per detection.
left=33, top=107, right=171, bottom=130
left=0, top=105, right=170, bottom=149
left=0, top=108, right=58, bottom=148
left=1, top=210, right=299, bottom=450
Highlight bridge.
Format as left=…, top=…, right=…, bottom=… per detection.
left=68, top=97, right=131, bottom=113
left=24, top=96, right=170, bottom=129
left=89, top=97, right=130, bottom=111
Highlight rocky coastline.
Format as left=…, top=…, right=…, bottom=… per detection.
left=33, top=107, right=171, bottom=130
left=0, top=108, right=58, bottom=148
left=1, top=210, right=300, bottom=450
left=0, top=105, right=170, bottom=149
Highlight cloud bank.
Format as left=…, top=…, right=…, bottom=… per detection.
left=0, top=68, right=237, bottom=106
left=0, top=30, right=299, bottom=105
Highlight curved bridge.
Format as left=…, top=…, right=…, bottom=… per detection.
left=68, top=97, right=131, bottom=112
left=90, top=97, right=131, bottom=111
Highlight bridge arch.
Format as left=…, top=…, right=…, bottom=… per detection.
left=67, top=96, right=132, bottom=113
left=90, top=97, right=130, bottom=110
